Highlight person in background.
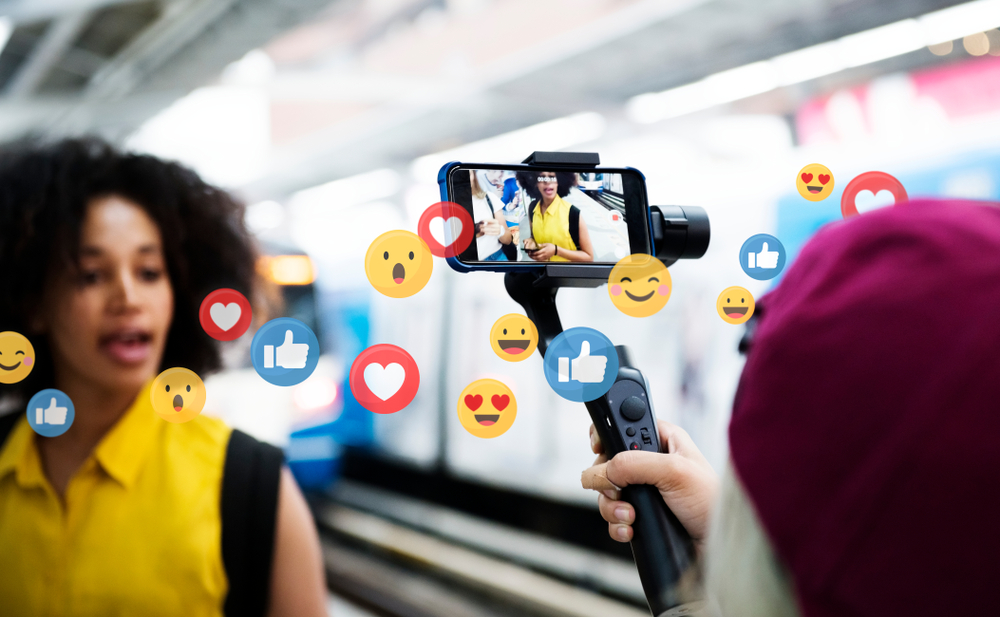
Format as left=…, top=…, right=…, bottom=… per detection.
left=501, top=174, right=520, bottom=206
left=471, top=170, right=513, bottom=261
left=518, top=170, right=594, bottom=262
left=0, top=138, right=328, bottom=617
left=581, top=198, right=1000, bottom=616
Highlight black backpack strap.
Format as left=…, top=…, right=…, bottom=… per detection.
left=221, top=429, right=284, bottom=617
left=568, top=205, right=581, bottom=250
left=528, top=199, right=537, bottom=225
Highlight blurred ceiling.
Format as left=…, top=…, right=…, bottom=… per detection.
left=0, top=0, right=335, bottom=140
left=0, top=0, right=976, bottom=199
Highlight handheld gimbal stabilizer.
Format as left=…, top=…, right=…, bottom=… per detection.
left=506, top=152, right=710, bottom=616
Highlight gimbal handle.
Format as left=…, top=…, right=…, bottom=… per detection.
left=505, top=271, right=702, bottom=616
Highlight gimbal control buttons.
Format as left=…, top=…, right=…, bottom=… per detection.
left=626, top=427, right=636, bottom=437
left=620, top=396, right=647, bottom=422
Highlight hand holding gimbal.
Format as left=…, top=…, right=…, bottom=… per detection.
left=502, top=152, right=710, bottom=617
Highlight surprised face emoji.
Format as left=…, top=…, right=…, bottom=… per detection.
left=150, top=367, right=206, bottom=423
left=364, top=230, right=434, bottom=298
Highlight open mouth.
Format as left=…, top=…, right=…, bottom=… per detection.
left=173, top=394, right=183, bottom=412
left=0, top=361, right=21, bottom=371
left=807, top=186, right=823, bottom=193
left=99, top=329, right=153, bottom=364
left=392, top=263, right=405, bottom=284
left=624, top=289, right=655, bottom=302
left=724, top=306, right=748, bottom=318
left=475, top=414, right=500, bottom=426
left=498, top=340, right=529, bottom=354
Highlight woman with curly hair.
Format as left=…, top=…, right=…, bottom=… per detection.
left=0, top=138, right=327, bottom=616
left=516, top=170, right=594, bottom=262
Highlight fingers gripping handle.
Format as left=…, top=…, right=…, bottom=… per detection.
left=503, top=273, right=702, bottom=614
left=624, top=484, right=699, bottom=613
left=585, top=393, right=700, bottom=614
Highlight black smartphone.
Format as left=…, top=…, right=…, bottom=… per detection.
left=439, top=163, right=652, bottom=272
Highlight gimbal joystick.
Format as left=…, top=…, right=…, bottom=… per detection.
left=506, top=152, right=710, bottom=616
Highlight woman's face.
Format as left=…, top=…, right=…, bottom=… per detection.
left=40, top=195, right=174, bottom=394
left=537, top=172, right=558, bottom=200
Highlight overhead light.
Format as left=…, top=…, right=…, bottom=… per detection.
left=771, top=41, right=846, bottom=86
left=410, top=112, right=606, bottom=182
left=928, top=40, right=955, bottom=55
left=838, top=19, right=924, bottom=67
left=628, top=0, right=1000, bottom=124
left=963, top=31, right=992, bottom=54
left=702, top=61, right=779, bottom=104
left=0, top=18, right=14, bottom=57
left=288, top=168, right=400, bottom=212
left=628, top=63, right=777, bottom=123
left=259, top=254, right=316, bottom=285
left=920, top=0, right=1000, bottom=44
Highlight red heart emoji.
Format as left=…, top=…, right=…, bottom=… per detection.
left=464, top=394, right=483, bottom=411
left=491, top=394, right=509, bottom=411
left=801, top=173, right=813, bottom=183
left=818, top=174, right=830, bottom=185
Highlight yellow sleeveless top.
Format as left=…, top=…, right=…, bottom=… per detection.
left=530, top=195, right=577, bottom=262
left=0, top=381, right=232, bottom=616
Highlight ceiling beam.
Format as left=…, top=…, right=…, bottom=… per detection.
left=4, top=10, right=90, bottom=98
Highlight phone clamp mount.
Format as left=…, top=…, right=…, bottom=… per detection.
left=507, top=152, right=710, bottom=616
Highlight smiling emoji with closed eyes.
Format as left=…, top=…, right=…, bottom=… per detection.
left=150, top=367, right=206, bottom=423
left=0, top=331, right=35, bottom=384
left=608, top=254, right=672, bottom=317
left=717, top=287, right=755, bottom=325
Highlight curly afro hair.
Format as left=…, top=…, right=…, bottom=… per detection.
left=514, top=170, right=577, bottom=200
left=0, top=137, right=262, bottom=405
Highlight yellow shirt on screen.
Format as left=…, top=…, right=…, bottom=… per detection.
left=0, top=381, right=232, bottom=617
left=531, top=195, right=577, bottom=262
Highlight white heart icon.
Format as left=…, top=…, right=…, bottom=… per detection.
left=429, top=217, right=463, bottom=247
left=854, top=189, right=896, bottom=213
left=210, top=302, right=241, bottom=331
left=363, top=362, right=405, bottom=401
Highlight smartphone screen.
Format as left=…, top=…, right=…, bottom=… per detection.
left=447, top=165, right=650, bottom=265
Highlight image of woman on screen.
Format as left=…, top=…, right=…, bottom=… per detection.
left=471, top=170, right=514, bottom=261
left=518, top=170, right=594, bottom=262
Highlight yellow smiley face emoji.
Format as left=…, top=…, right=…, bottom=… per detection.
left=796, top=164, right=834, bottom=202
left=717, top=287, right=755, bottom=325
left=0, top=331, right=36, bottom=384
left=489, top=314, right=538, bottom=362
left=365, top=230, right=433, bottom=298
left=457, top=379, right=517, bottom=438
left=608, top=254, right=672, bottom=318
left=150, top=368, right=207, bottom=424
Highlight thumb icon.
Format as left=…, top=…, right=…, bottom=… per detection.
left=577, top=341, right=591, bottom=358
left=282, top=330, right=295, bottom=346
left=760, top=242, right=769, bottom=253
left=49, top=398, right=57, bottom=409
